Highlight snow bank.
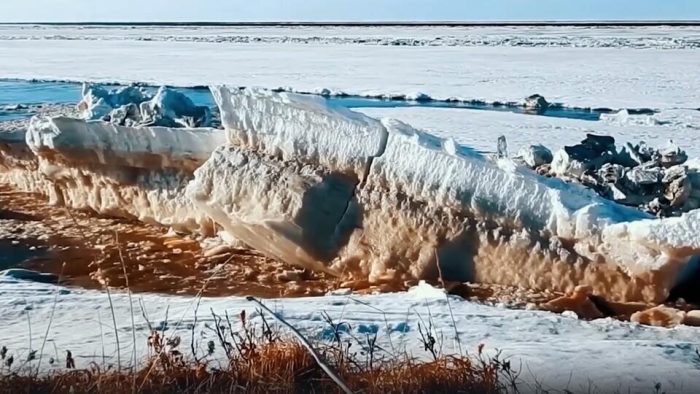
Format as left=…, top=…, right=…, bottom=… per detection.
left=3, top=279, right=700, bottom=392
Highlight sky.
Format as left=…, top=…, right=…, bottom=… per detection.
left=0, top=0, right=699, bottom=23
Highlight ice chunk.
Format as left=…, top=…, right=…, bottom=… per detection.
left=78, top=84, right=211, bottom=128
left=523, top=94, right=550, bottom=109
left=543, top=285, right=604, bottom=319
left=518, top=144, right=553, bottom=168
left=24, top=116, right=225, bottom=233
left=78, top=83, right=152, bottom=120
left=630, top=305, right=686, bottom=327
left=551, top=148, right=590, bottom=178
left=140, top=87, right=212, bottom=128
left=187, top=144, right=357, bottom=274
left=660, top=140, right=688, bottom=168
left=211, top=86, right=387, bottom=180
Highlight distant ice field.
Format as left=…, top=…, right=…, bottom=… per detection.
left=0, top=25, right=698, bottom=110
left=2, top=25, right=700, bottom=49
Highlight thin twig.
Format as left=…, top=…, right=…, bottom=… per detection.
left=97, top=311, right=106, bottom=366
left=435, top=251, right=463, bottom=357
left=104, top=285, right=121, bottom=372
left=115, top=231, right=137, bottom=394
left=247, top=296, right=353, bottom=394
left=26, top=303, right=33, bottom=359
left=36, top=262, right=66, bottom=375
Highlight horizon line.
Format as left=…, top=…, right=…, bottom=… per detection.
left=3, top=20, right=700, bottom=27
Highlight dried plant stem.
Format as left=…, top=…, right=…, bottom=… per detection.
left=36, top=262, right=66, bottom=375
left=115, top=231, right=137, bottom=394
left=435, top=251, right=463, bottom=357
left=138, top=254, right=234, bottom=392
left=247, top=296, right=354, bottom=394
left=104, top=285, right=121, bottom=372
left=98, top=311, right=106, bottom=366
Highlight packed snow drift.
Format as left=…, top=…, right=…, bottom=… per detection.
left=1, top=85, right=699, bottom=303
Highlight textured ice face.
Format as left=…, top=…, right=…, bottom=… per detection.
left=187, top=145, right=358, bottom=274
left=199, top=88, right=699, bottom=302
left=21, top=116, right=226, bottom=233
left=211, top=86, right=387, bottom=180
left=331, top=119, right=696, bottom=302
left=27, top=117, right=224, bottom=171
left=0, top=127, right=51, bottom=195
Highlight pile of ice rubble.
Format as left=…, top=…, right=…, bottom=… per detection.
left=515, top=134, right=699, bottom=217
left=78, top=84, right=212, bottom=128
left=1, top=85, right=699, bottom=306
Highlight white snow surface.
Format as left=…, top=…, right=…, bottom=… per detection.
left=1, top=26, right=699, bottom=109
left=357, top=107, right=700, bottom=157
left=1, top=277, right=699, bottom=393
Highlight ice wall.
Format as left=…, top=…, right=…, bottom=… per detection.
left=0, top=128, right=51, bottom=194
left=1, top=86, right=698, bottom=303
left=187, top=145, right=357, bottom=274
left=21, top=116, right=226, bottom=233
left=189, top=87, right=388, bottom=272
left=200, top=86, right=700, bottom=303
left=336, top=119, right=694, bottom=302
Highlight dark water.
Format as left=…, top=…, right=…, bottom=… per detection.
left=0, top=240, right=46, bottom=270
left=0, top=79, right=608, bottom=122
left=0, top=80, right=215, bottom=107
left=331, top=96, right=603, bottom=121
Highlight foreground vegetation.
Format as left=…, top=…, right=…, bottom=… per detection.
left=0, top=307, right=518, bottom=394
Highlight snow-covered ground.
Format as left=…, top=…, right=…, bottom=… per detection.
left=357, top=107, right=700, bottom=157
left=2, top=277, right=700, bottom=393
left=0, top=26, right=699, bottom=109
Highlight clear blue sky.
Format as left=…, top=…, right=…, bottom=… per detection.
left=1, top=0, right=698, bottom=23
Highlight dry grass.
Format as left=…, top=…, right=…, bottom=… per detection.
left=0, top=309, right=515, bottom=394
left=0, top=345, right=506, bottom=394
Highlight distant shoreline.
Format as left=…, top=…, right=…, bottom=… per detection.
left=3, top=21, right=700, bottom=27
